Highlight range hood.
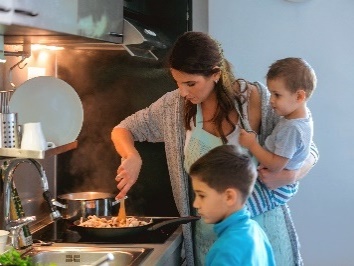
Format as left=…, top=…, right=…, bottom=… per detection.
left=2, top=20, right=169, bottom=61
left=0, top=0, right=189, bottom=60
left=121, top=18, right=171, bottom=60
left=56, top=18, right=172, bottom=61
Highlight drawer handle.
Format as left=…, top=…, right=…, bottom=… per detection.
left=0, top=7, right=11, bottom=12
left=14, top=9, right=39, bottom=17
left=109, top=32, right=123, bottom=38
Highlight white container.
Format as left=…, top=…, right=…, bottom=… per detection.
left=21, top=122, right=55, bottom=150
left=0, top=230, right=9, bottom=253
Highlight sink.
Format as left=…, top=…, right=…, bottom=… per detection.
left=22, top=245, right=153, bottom=266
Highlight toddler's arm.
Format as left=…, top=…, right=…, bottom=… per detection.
left=239, top=129, right=288, bottom=172
left=258, top=153, right=315, bottom=189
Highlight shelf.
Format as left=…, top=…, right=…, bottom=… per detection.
left=0, top=141, right=78, bottom=159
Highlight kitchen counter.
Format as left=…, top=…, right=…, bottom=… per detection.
left=138, top=226, right=183, bottom=265
left=22, top=225, right=184, bottom=265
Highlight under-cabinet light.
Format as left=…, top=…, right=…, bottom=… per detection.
left=31, top=44, right=64, bottom=51
left=28, top=67, right=46, bottom=79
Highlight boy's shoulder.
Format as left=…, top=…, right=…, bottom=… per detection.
left=208, top=217, right=274, bottom=265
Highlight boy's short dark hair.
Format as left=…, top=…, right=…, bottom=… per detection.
left=266, top=57, right=317, bottom=98
left=189, top=145, right=257, bottom=204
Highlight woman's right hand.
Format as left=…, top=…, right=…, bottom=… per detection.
left=111, top=127, right=143, bottom=199
left=115, top=153, right=142, bottom=199
left=258, top=152, right=315, bottom=189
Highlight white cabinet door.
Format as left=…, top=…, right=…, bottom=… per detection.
left=0, top=0, right=13, bottom=25
left=77, top=0, right=123, bottom=43
left=12, top=0, right=77, bottom=34
left=2, top=0, right=123, bottom=44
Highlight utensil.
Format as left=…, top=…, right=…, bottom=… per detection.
left=117, top=198, right=126, bottom=223
left=117, top=158, right=127, bottom=223
left=9, top=76, right=84, bottom=146
left=0, top=113, right=20, bottom=148
left=0, top=90, right=14, bottom=113
left=89, top=253, right=114, bottom=266
left=0, top=230, right=9, bottom=253
left=71, top=216, right=200, bottom=240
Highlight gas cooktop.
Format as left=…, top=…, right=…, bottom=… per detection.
left=32, top=218, right=180, bottom=245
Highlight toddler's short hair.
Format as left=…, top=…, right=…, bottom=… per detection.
left=267, top=57, right=317, bottom=98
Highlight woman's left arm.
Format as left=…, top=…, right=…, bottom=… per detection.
left=258, top=142, right=319, bottom=189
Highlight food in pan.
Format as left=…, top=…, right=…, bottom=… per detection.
left=78, top=215, right=152, bottom=228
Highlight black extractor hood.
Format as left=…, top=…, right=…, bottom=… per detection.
left=122, top=0, right=191, bottom=60
left=0, top=0, right=191, bottom=60
left=122, top=17, right=170, bottom=60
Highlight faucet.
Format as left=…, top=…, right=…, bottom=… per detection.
left=1, top=158, right=62, bottom=249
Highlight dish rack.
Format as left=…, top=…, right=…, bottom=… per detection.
left=0, top=141, right=78, bottom=159
left=0, top=76, right=83, bottom=159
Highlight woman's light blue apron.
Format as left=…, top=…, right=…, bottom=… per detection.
left=184, top=104, right=237, bottom=266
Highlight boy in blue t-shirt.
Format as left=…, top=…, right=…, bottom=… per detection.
left=189, top=145, right=275, bottom=266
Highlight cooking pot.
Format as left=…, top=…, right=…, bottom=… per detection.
left=70, top=216, right=200, bottom=240
left=56, top=192, right=121, bottom=221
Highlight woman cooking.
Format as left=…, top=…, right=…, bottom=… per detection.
left=111, top=31, right=318, bottom=266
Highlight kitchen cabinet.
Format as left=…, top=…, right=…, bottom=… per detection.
left=0, top=0, right=12, bottom=25
left=1, top=0, right=124, bottom=45
left=11, top=0, right=77, bottom=35
left=76, top=0, right=123, bottom=43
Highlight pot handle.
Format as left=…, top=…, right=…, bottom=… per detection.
left=147, top=216, right=200, bottom=231
left=111, top=195, right=128, bottom=206
left=51, top=200, right=67, bottom=209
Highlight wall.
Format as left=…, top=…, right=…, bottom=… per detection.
left=191, top=0, right=208, bottom=33
left=203, top=0, right=354, bottom=265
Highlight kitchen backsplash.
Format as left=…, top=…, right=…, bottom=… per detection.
left=0, top=47, right=180, bottom=234
left=56, top=49, right=179, bottom=217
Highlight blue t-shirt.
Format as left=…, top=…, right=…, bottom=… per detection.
left=206, top=207, right=276, bottom=266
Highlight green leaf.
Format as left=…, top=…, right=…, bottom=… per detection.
left=0, top=247, right=31, bottom=266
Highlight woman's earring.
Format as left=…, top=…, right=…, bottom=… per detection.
left=214, top=80, right=219, bottom=84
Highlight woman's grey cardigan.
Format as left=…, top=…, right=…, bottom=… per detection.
left=117, top=82, right=318, bottom=266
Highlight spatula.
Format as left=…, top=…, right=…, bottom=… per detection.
left=117, top=198, right=126, bottom=224
left=117, top=157, right=127, bottom=224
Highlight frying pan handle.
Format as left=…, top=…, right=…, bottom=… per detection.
left=147, top=216, right=200, bottom=231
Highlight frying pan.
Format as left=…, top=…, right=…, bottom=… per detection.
left=70, top=216, right=200, bottom=240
